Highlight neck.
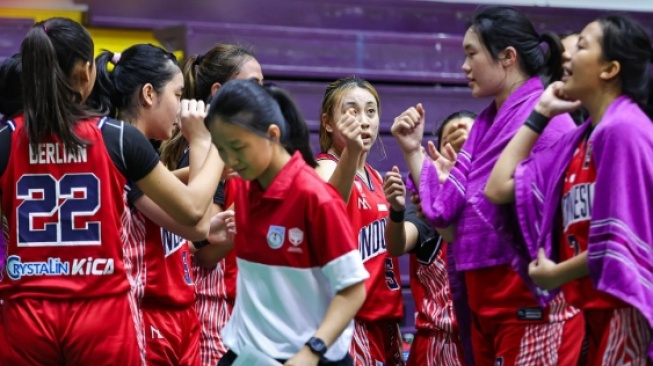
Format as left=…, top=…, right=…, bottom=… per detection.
left=494, top=71, right=530, bottom=110
left=329, top=146, right=367, bottom=172
left=583, top=87, right=620, bottom=126
left=123, top=116, right=151, bottom=138
left=257, top=147, right=292, bottom=190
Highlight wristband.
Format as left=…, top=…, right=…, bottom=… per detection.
left=193, top=239, right=210, bottom=249
left=389, top=207, right=405, bottom=222
left=524, top=109, right=552, bottom=134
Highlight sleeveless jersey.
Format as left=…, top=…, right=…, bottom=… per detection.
left=411, top=241, right=458, bottom=333
left=560, top=134, right=626, bottom=310
left=127, top=205, right=196, bottom=308
left=0, top=117, right=130, bottom=299
left=317, top=153, right=403, bottom=322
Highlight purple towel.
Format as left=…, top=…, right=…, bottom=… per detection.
left=515, top=95, right=653, bottom=358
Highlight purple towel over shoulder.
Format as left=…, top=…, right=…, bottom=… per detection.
left=514, top=95, right=653, bottom=358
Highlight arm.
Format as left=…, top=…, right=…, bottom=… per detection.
left=136, top=100, right=223, bottom=226
left=528, top=248, right=589, bottom=290
left=383, top=166, right=419, bottom=256
left=133, top=194, right=210, bottom=242
left=170, top=167, right=190, bottom=184
left=315, top=110, right=363, bottom=204
left=486, top=82, right=582, bottom=204
left=192, top=203, right=235, bottom=267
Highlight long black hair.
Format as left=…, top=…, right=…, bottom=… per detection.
left=21, top=17, right=97, bottom=150
left=0, top=53, right=23, bottom=122
left=88, top=43, right=179, bottom=120
left=596, top=14, right=653, bottom=115
left=206, top=80, right=317, bottom=167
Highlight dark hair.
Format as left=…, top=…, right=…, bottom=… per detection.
left=597, top=15, right=653, bottom=112
left=88, top=43, right=179, bottom=121
left=433, top=110, right=477, bottom=149
left=470, top=6, right=565, bottom=84
left=319, top=77, right=381, bottom=152
left=0, top=53, right=23, bottom=122
left=161, top=44, right=256, bottom=169
left=206, top=80, right=317, bottom=168
left=21, top=17, right=96, bottom=151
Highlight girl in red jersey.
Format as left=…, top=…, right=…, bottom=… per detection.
left=315, top=77, right=404, bottom=366
left=486, top=14, right=653, bottom=365
left=159, top=44, right=264, bottom=366
left=89, top=44, right=223, bottom=366
left=391, top=7, right=582, bottom=366
left=0, top=18, right=220, bottom=365
left=206, top=80, right=368, bottom=366
left=384, top=110, right=476, bottom=366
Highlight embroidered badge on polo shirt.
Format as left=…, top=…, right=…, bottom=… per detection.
left=288, top=228, right=304, bottom=253
left=267, top=226, right=286, bottom=249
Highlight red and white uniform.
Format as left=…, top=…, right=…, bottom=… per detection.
left=560, top=135, right=651, bottom=366
left=178, top=146, right=239, bottom=366
left=222, top=152, right=369, bottom=361
left=0, top=117, right=160, bottom=365
left=401, top=206, right=464, bottom=366
left=126, top=195, right=200, bottom=366
left=317, top=153, right=404, bottom=366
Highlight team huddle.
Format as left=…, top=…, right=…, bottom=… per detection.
left=0, top=5, right=652, bottom=366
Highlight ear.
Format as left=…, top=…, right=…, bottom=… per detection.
left=141, top=83, right=155, bottom=108
left=600, top=60, right=621, bottom=82
left=267, top=124, right=281, bottom=142
left=499, top=47, right=518, bottom=68
left=210, top=82, right=222, bottom=97
left=321, top=113, right=333, bottom=133
left=81, top=61, right=92, bottom=84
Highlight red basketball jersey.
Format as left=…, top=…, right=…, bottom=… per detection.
left=317, top=153, right=403, bottom=322
left=560, top=136, right=626, bottom=310
left=0, top=117, right=130, bottom=299
left=133, top=211, right=196, bottom=308
left=411, top=241, right=457, bottom=333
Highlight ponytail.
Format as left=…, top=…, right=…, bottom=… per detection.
left=87, top=50, right=119, bottom=117
left=264, top=84, right=317, bottom=167
left=161, top=45, right=258, bottom=168
left=539, top=32, right=565, bottom=84
left=21, top=18, right=95, bottom=152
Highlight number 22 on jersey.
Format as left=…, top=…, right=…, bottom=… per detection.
left=16, top=173, right=101, bottom=246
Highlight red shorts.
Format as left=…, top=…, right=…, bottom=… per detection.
left=196, top=296, right=234, bottom=366
left=142, top=305, right=201, bottom=366
left=585, top=308, right=652, bottom=366
left=350, top=319, right=405, bottom=366
left=407, top=328, right=465, bottom=366
left=1, top=294, right=142, bottom=366
left=471, top=311, right=584, bottom=366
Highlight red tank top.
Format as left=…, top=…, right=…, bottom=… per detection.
left=559, top=135, right=626, bottom=310
left=317, top=153, right=403, bottom=322
left=0, top=117, right=130, bottom=299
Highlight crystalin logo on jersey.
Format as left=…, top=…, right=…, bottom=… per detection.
left=5, top=255, right=115, bottom=280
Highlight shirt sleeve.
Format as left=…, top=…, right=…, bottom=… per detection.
left=405, top=205, right=443, bottom=265
left=101, top=119, right=160, bottom=183
left=309, top=198, right=369, bottom=293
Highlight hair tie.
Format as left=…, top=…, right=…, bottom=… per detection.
left=194, top=53, right=204, bottom=67
left=43, top=24, right=48, bottom=34
left=110, top=52, right=122, bottom=65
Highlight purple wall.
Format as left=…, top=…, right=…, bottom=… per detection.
left=0, top=18, right=32, bottom=61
